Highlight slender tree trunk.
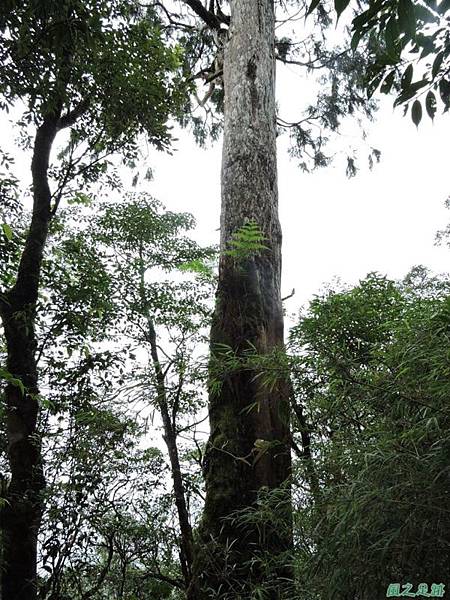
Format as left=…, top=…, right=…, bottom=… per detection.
left=147, top=320, right=195, bottom=588
left=291, top=391, right=320, bottom=502
left=193, top=0, right=292, bottom=596
left=139, top=260, right=195, bottom=589
left=0, top=113, right=59, bottom=600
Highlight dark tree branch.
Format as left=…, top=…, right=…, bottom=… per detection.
left=151, top=2, right=195, bottom=30
left=8, top=112, right=59, bottom=306
left=281, top=288, right=295, bottom=302
left=276, top=49, right=348, bottom=70
left=78, top=533, right=115, bottom=600
left=181, top=0, right=222, bottom=29
left=289, top=387, right=321, bottom=501
left=140, top=570, right=184, bottom=589
left=57, top=98, right=90, bottom=130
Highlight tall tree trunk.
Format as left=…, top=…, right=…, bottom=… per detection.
left=193, top=0, right=292, bottom=597
left=0, top=113, right=59, bottom=600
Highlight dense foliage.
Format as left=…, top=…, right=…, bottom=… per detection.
left=289, top=270, right=450, bottom=598
left=1, top=194, right=215, bottom=598
left=3, top=201, right=450, bottom=597
left=309, top=0, right=450, bottom=126
left=0, top=0, right=186, bottom=145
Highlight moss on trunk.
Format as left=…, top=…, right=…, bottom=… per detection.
left=191, top=1, right=293, bottom=597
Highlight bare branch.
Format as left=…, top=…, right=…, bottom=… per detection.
left=180, top=0, right=222, bottom=30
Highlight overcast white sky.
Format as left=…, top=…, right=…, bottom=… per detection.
left=144, top=62, right=450, bottom=318
left=2, top=48, right=449, bottom=321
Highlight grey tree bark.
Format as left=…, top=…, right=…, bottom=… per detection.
left=191, top=1, right=293, bottom=597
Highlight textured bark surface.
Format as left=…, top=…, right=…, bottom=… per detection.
left=0, top=113, right=59, bottom=600
left=194, top=0, right=292, bottom=596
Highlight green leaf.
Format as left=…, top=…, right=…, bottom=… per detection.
left=401, top=64, right=413, bottom=90
left=353, top=10, right=371, bottom=32
left=432, top=52, right=444, bottom=78
left=418, top=33, right=436, bottom=59
left=394, top=78, right=428, bottom=105
left=1, top=223, right=13, bottom=241
left=306, top=0, right=321, bottom=17
left=352, top=0, right=385, bottom=32
left=0, top=368, right=25, bottom=395
left=411, top=99, right=422, bottom=127
left=439, top=78, right=450, bottom=110
left=335, top=0, right=351, bottom=21
left=178, top=259, right=212, bottom=276
left=414, top=2, right=439, bottom=23
left=224, top=221, right=269, bottom=259
left=425, top=90, right=437, bottom=120
left=398, top=0, right=416, bottom=38
left=438, top=0, right=450, bottom=15
left=68, top=192, right=92, bottom=206
left=380, top=70, right=396, bottom=94
left=385, top=17, right=400, bottom=60
left=350, top=28, right=364, bottom=52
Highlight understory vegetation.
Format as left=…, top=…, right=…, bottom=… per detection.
left=2, top=189, right=449, bottom=597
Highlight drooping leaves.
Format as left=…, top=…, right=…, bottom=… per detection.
left=306, top=0, right=322, bottom=17
left=307, top=0, right=450, bottom=124
left=425, top=90, right=437, bottom=119
left=335, top=0, right=351, bottom=21
left=411, top=98, right=423, bottom=126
